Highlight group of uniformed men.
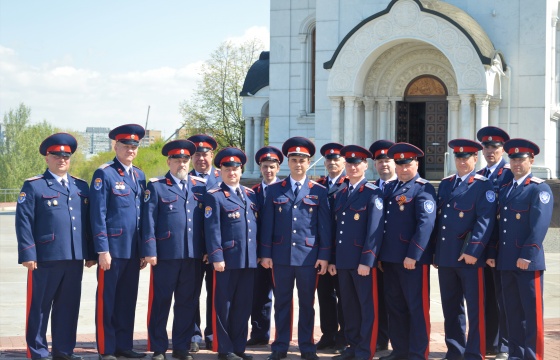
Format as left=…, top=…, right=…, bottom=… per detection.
left=16, top=123, right=553, bottom=360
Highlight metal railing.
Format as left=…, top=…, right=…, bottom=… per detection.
left=0, top=189, right=20, bottom=203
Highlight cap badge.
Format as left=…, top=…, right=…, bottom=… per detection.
left=180, top=149, right=185, bottom=154
left=330, top=149, right=334, bottom=154
left=61, top=145, right=65, bottom=151
left=266, top=153, right=271, bottom=157
left=131, top=134, right=135, bottom=139
left=351, top=153, right=356, bottom=157
left=459, top=147, right=464, bottom=152
left=381, top=150, right=385, bottom=154
left=230, top=157, right=234, bottom=161
left=515, top=148, right=519, bottom=153
left=296, top=147, right=301, bottom=152
left=488, top=136, right=493, bottom=141
left=400, top=153, right=404, bottom=159
left=199, top=142, right=204, bottom=147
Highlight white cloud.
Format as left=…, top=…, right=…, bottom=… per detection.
left=226, top=26, right=270, bottom=49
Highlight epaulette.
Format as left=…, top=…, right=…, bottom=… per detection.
left=98, top=161, right=114, bottom=170
left=149, top=177, right=164, bottom=183
left=531, top=177, right=544, bottom=184
left=25, top=175, right=43, bottom=182
left=503, top=163, right=511, bottom=169
left=415, top=178, right=429, bottom=184
left=132, top=164, right=143, bottom=171
left=251, top=183, right=261, bottom=191
left=70, top=175, right=87, bottom=183
left=208, top=187, right=221, bottom=194
left=443, top=174, right=455, bottom=180
left=473, top=174, right=488, bottom=181
left=310, top=180, right=326, bottom=189
left=244, top=187, right=255, bottom=194
left=364, top=182, right=379, bottom=190
left=191, top=175, right=207, bottom=183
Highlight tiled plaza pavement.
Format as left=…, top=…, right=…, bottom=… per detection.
left=1, top=319, right=559, bottom=359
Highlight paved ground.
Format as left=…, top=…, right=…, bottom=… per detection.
left=1, top=210, right=559, bottom=359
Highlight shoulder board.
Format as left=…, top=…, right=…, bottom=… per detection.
left=191, top=175, right=207, bottom=183
left=364, top=182, right=378, bottom=190
left=208, top=188, right=222, bottom=194
left=442, top=174, right=455, bottom=180
left=251, top=183, right=261, bottom=191
left=25, top=174, right=44, bottom=182
left=316, top=177, right=327, bottom=185
left=70, top=175, right=87, bottom=183
left=503, top=163, right=510, bottom=169
left=98, top=161, right=114, bottom=170
left=310, top=180, right=326, bottom=189
left=531, top=177, right=544, bottom=184
left=149, top=177, right=164, bottom=183
left=415, top=178, right=429, bottom=184
left=244, top=187, right=255, bottom=194
left=473, top=174, right=488, bottom=181
left=132, top=164, right=143, bottom=171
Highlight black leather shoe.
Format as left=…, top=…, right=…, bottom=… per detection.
left=234, top=353, right=253, bottom=360
left=332, top=352, right=354, bottom=360
left=495, top=353, right=508, bottom=360
left=189, top=343, right=199, bottom=353
left=99, top=355, right=117, bottom=360
left=316, top=338, right=336, bottom=350
left=38, top=357, right=53, bottom=360
left=379, top=354, right=407, bottom=360
left=206, top=341, right=213, bottom=350
left=217, top=353, right=242, bottom=360
left=172, top=351, right=193, bottom=360
left=152, top=353, right=166, bottom=360
left=246, top=338, right=269, bottom=346
left=267, top=352, right=288, bottom=360
left=115, top=350, right=146, bottom=358
left=54, top=355, right=83, bottom=360
left=300, top=353, right=319, bottom=360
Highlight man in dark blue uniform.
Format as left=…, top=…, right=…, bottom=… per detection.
left=489, top=139, right=553, bottom=360
left=90, top=124, right=147, bottom=360
left=16, top=133, right=94, bottom=360
left=142, top=139, right=207, bottom=360
left=328, top=145, right=385, bottom=360
left=260, top=137, right=332, bottom=360
left=204, top=147, right=258, bottom=360
left=247, top=146, right=283, bottom=347
left=187, top=134, right=220, bottom=352
left=379, top=143, right=436, bottom=360
left=476, top=126, right=512, bottom=360
left=434, top=139, right=497, bottom=360
left=368, top=140, right=397, bottom=353
left=315, top=142, right=346, bottom=353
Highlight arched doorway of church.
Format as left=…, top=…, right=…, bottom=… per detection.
left=396, top=76, right=448, bottom=180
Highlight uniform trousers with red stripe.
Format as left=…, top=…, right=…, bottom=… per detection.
left=501, top=270, right=544, bottom=360
left=383, top=262, right=431, bottom=360
left=438, top=266, right=485, bottom=360
left=26, top=260, right=83, bottom=359
left=96, top=258, right=140, bottom=355
left=212, top=268, right=255, bottom=355
left=337, top=269, right=378, bottom=360
left=147, top=259, right=201, bottom=353
left=270, top=264, right=318, bottom=354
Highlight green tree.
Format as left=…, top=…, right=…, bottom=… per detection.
left=0, top=103, right=56, bottom=190
left=180, top=38, right=265, bottom=149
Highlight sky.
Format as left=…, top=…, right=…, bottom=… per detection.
left=0, top=0, right=270, bottom=139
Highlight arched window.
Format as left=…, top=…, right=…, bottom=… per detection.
left=299, top=15, right=316, bottom=117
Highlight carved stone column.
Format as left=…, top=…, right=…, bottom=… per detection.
left=378, top=98, right=390, bottom=140
left=459, top=94, right=473, bottom=139
left=363, top=98, right=376, bottom=148
left=475, top=94, right=491, bottom=134
left=299, top=34, right=308, bottom=117
left=244, top=117, right=255, bottom=175
left=489, top=98, right=501, bottom=127
left=330, top=97, right=343, bottom=143
left=447, top=97, right=460, bottom=176
left=343, top=96, right=357, bottom=145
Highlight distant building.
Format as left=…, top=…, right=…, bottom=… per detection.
left=142, top=129, right=162, bottom=147
left=79, top=127, right=111, bottom=158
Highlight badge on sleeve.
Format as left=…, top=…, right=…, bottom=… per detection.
left=144, top=190, right=151, bottom=202
left=424, top=200, right=435, bottom=213
left=94, top=178, right=103, bottom=190
left=539, top=191, right=551, bottom=204
left=375, top=198, right=383, bottom=210
left=485, top=190, right=496, bottom=203
left=18, top=192, right=26, bottom=204
left=205, top=206, right=213, bottom=218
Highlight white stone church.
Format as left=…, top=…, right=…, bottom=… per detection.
left=241, top=0, right=560, bottom=180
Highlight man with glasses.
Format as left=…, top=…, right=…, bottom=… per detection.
left=16, top=133, right=95, bottom=360
left=90, top=124, right=147, bottom=360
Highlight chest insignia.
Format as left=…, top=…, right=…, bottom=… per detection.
left=516, top=213, right=521, bottom=220
left=354, top=213, right=360, bottom=221
left=52, top=199, right=58, bottom=206
left=459, top=211, right=464, bottom=218
left=539, top=191, right=551, bottom=204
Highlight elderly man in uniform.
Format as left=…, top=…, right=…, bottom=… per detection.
left=187, top=134, right=220, bottom=352
left=247, top=146, right=283, bottom=347
left=489, top=139, right=553, bottom=360
left=260, top=137, right=332, bottom=360
left=378, top=143, right=436, bottom=360
left=90, top=124, right=147, bottom=360
left=16, top=133, right=94, bottom=360
left=476, top=126, right=512, bottom=360
left=315, top=142, right=347, bottom=353
left=204, top=147, right=258, bottom=360
left=434, top=139, right=497, bottom=360
left=142, top=139, right=207, bottom=360
left=368, top=140, right=397, bottom=352
left=328, top=145, right=385, bottom=360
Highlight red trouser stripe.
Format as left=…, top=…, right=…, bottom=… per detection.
left=478, top=267, right=486, bottom=359
left=146, top=266, right=154, bottom=351
left=535, top=271, right=544, bottom=360
left=212, top=270, right=218, bottom=352
left=97, top=269, right=106, bottom=354
left=370, top=269, right=379, bottom=358
left=26, top=269, right=32, bottom=358
left=422, top=265, right=430, bottom=360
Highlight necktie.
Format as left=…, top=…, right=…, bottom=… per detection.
left=200, top=173, right=207, bottom=178
left=236, top=187, right=246, bottom=204
left=393, top=181, right=403, bottom=194
left=61, top=178, right=67, bottom=189
left=180, top=179, right=188, bottom=196
left=453, top=177, right=462, bottom=191
left=508, top=181, right=518, bottom=197
left=379, top=180, right=384, bottom=192
left=348, top=185, right=354, bottom=195
left=294, top=182, right=301, bottom=197
left=485, top=168, right=491, bottom=178
left=328, top=180, right=333, bottom=189
left=263, top=186, right=267, bottom=198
